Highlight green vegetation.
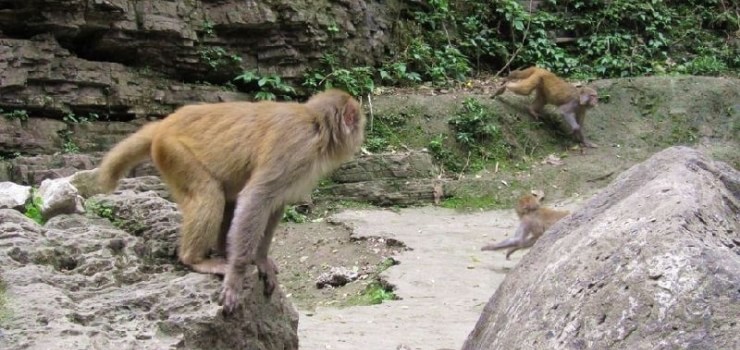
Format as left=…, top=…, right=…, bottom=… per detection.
left=197, top=19, right=242, bottom=72
left=399, top=0, right=738, bottom=78
left=193, top=1, right=736, bottom=174
left=282, top=205, right=309, bottom=223
left=57, top=129, right=79, bottom=154
left=364, top=111, right=410, bottom=153
left=358, top=281, right=397, bottom=305
left=24, top=188, right=44, bottom=224
left=234, top=70, right=297, bottom=101
left=199, top=46, right=243, bottom=70
left=303, top=54, right=376, bottom=96
left=86, top=199, right=147, bottom=234
left=56, top=111, right=104, bottom=153
left=446, top=98, right=510, bottom=170
left=291, top=0, right=738, bottom=95
left=86, top=200, right=116, bottom=221
left=0, top=151, right=21, bottom=160
left=63, top=112, right=100, bottom=124
left=440, top=195, right=502, bottom=210
left=1, top=109, right=29, bottom=122
left=346, top=258, right=398, bottom=306
left=427, top=97, right=553, bottom=174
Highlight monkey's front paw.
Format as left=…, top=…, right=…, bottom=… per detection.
left=581, top=141, right=599, bottom=148
left=218, top=285, right=241, bottom=316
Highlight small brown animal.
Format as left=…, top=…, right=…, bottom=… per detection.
left=481, top=192, right=569, bottom=259
left=492, top=66, right=599, bottom=148
left=98, top=89, right=365, bottom=314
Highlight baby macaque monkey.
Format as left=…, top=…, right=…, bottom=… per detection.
left=481, top=191, right=569, bottom=259
left=492, top=66, right=599, bottom=148
left=98, top=89, right=365, bottom=315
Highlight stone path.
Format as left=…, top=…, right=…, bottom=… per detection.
left=297, top=206, right=523, bottom=350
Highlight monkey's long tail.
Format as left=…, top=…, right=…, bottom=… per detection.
left=97, top=121, right=161, bottom=193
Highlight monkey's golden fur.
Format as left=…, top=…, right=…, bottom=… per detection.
left=98, top=89, right=365, bottom=314
left=481, top=192, right=569, bottom=259
left=493, top=66, right=599, bottom=148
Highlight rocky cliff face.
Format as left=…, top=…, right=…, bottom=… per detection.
left=0, top=0, right=408, bottom=122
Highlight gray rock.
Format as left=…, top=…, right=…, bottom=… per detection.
left=331, top=152, right=438, bottom=183
left=115, top=175, right=171, bottom=201
left=0, top=153, right=102, bottom=185
left=316, top=266, right=360, bottom=289
left=0, top=182, right=299, bottom=350
left=0, top=181, right=31, bottom=210
left=320, top=151, right=443, bottom=206
left=37, top=177, right=86, bottom=219
left=463, top=146, right=740, bottom=350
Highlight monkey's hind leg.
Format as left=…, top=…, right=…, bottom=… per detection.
left=481, top=237, right=520, bottom=252
left=504, top=233, right=539, bottom=259
left=503, top=76, right=540, bottom=97
left=179, top=183, right=229, bottom=275
left=528, top=90, right=546, bottom=119
left=152, top=138, right=227, bottom=275
left=481, top=222, right=529, bottom=259
left=491, top=83, right=508, bottom=99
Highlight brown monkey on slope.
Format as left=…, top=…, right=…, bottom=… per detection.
left=492, top=66, right=599, bottom=148
left=98, top=89, right=365, bottom=314
left=481, top=192, right=569, bottom=259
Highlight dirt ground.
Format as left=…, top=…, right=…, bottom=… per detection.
left=272, top=198, right=584, bottom=350
left=271, top=138, right=737, bottom=349
left=270, top=221, right=402, bottom=310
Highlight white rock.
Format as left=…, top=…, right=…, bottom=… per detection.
left=0, top=182, right=32, bottom=210
left=38, top=177, right=86, bottom=219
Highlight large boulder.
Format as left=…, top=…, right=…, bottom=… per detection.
left=463, top=146, right=739, bottom=350
left=0, top=178, right=299, bottom=350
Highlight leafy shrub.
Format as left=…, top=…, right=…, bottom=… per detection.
left=403, top=0, right=737, bottom=78
left=428, top=134, right=464, bottom=172
left=282, top=206, right=308, bottom=223
left=303, top=54, right=376, bottom=96
left=449, top=98, right=511, bottom=163
left=199, top=46, right=242, bottom=70
left=234, top=70, right=297, bottom=100
left=378, top=62, right=422, bottom=86
left=1, top=109, right=29, bottom=121
left=24, top=189, right=43, bottom=224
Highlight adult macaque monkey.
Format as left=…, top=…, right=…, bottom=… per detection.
left=481, top=191, right=569, bottom=259
left=492, top=66, right=599, bottom=148
left=98, top=89, right=365, bottom=314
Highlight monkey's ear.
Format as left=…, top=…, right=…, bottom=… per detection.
left=342, top=102, right=359, bottom=132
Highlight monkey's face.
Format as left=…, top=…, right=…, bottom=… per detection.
left=580, top=88, right=598, bottom=107
left=516, top=194, right=541, bottom=216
